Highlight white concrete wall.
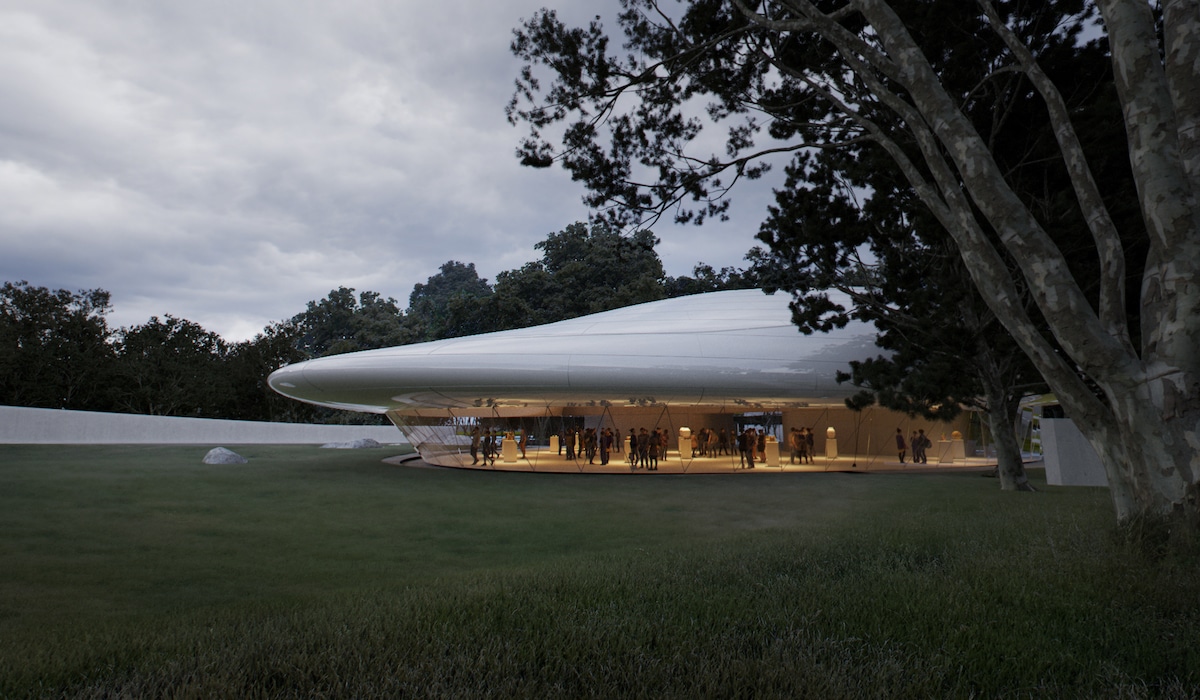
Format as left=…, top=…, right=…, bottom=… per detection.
left=0, top=405, right=407, bottom=445
left=1040, top=418, right=1107, bottom=487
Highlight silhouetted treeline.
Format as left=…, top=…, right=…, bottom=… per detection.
left=1, top=222, right=752, bottom=422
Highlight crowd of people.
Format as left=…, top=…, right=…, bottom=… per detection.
left=464, top=423, right=936, bottom=469
left=895, top=428, right=932, bottom=464
left=559, top=426, right=621, bottom=466
left=466, top=424, right=827, bottom=469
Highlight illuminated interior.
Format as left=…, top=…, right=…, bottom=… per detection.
left=269, top=289, right=978, bottom=471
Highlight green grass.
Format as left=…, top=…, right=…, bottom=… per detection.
left=1, top=445, right=1198, bottom=698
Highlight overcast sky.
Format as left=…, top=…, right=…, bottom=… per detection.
left=0, top=1, right=778, bottom=341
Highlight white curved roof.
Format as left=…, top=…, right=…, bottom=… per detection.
left=268, top=289, right=883, bottom=413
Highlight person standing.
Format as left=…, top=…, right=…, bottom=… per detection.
left=805, top=428, right=815, bottom=464
left=600, top=428, right=612, bottom=465
left=470, top=426, right=481, bottom=465
left=895, top=428, right=907, bottom=464
left=482, top=430, right=495, bottom=467
left=584, top=428, right=597, bottom=464
left=915, top=429, right=929, bottom=464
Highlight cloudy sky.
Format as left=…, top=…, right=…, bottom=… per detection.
left=0, top=1, right=777, bottom=341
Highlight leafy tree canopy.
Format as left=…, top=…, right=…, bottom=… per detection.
left=406, top=261, right=494, bottom=341
left=292, top=287, right=412, bottom=357
left=493, top=222, right=668, bottom=325
left=508, top=0, right=1200, bottom=525
left=113, top=315, right=228, bottom=417
left=0, top=280, right=116, bottom=411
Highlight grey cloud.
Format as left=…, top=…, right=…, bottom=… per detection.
left=0, top=0, right=767, bottom=341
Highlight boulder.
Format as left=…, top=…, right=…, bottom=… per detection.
left=203, top=447, right=248, bottom=464
left=320, top=438, right=383, bottom=449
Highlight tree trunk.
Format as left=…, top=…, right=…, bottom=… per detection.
left=1101, top=395, right=1200, bottom=525
left=985, top=390, right=1033, bottom=492
left=970, top=326, right=1035, bottom=492
left=852, top=0, right=1200, bottom=527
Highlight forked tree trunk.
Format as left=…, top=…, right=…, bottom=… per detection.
left=985, top=390, right=1032, bottom=492
left=848, top=0, right=1200, bottom=527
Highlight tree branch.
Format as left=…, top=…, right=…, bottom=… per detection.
left=979, top=0, right=1131, bottom=350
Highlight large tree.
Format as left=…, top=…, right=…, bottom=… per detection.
left=406, top=223, right=674, bottom=337
left=493, top=222, right=668, bottom=324
left=224, top=320, right=327, bottom=422
left=741, top=2, right=1137, bottom=493
left=113, top=315, right=229, bottom=417
left=292, top=287, right=413, bottom=357
left=753, top=209, right=1045, bottom=491
left=406, top=262, right=495, bottom=341
left=0, top=281, right=117, bottom=411
left=509, top=0, right=1200, bottom=527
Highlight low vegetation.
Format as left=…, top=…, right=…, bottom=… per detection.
left=1, top=445, right=1197, bottom=697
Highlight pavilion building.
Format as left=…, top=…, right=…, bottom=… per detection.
left=268, top=289, right=977, bottom=472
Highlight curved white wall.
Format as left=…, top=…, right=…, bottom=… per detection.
left=0, top=405, right=407, bottom=445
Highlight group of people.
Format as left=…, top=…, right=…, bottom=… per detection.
left=895, top=428, right=932, bottom=464
left=559, top=427, right=619, bottom=466
left=626, top=427, right=668, bottom=470
left=735, top=427, right=766, bottom=468
left=564, top=424, right=817, bottom=470
left=688, top=428, right=731, bottom=456
left=469, top=427, right=528, bottom=466
left=471, top=422, right=941, bottom=469
left=787, top=427, right=817, bottom=465
left=469, top=422, right=921, bottom=470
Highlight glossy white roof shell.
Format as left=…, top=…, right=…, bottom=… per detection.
left=268, top=289, right=883, bottom=413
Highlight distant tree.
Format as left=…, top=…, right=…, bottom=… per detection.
left=664, top=263, right=756, bottom=297
left=476, top=267, right=549, bottom=332
left=351, top=291, right=417, bottom=350
left=0, top=281, right=116, bottom=410
left=112, top=316, right=229, bottom=417
left=406, top=262, right=494, bottom=341
left=292, top=287, right=412, bottom=357
left=223, top=320, right=314, bottom=422
left=492, top=222, right=667, bottom=325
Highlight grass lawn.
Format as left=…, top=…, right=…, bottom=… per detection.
left=1, top=444, right=1198, bottom=698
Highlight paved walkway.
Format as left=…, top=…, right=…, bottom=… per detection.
left=386, top=448, right=1036, bottom=475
